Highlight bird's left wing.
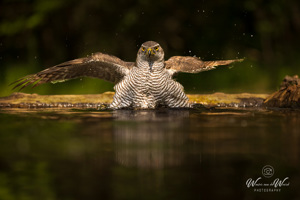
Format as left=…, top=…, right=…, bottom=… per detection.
left=165, top=56, right=244, bottom=76
left=11, top=52, right=135, bottom=90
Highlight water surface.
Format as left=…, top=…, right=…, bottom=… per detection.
left=0, top=108, right=299, bottom=200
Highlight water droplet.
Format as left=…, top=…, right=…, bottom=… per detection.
left=197, top=10, right=200, bottom=13
left=243, top=33, right=245, bottom=36
left=237, top=52, right=240, bottom=54
left=251, top=34, right=254, bottom=37
left=189, top=50, right=192, bottom=53
left=211, top=53, right=214, bottom=56
left=203, top=10, right=205, bottom=13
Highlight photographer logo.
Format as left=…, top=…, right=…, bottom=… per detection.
left=246, top=165, right=290, bottom=192
left=262, top=165, right=274, bottom=178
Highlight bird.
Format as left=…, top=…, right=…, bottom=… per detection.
left=11, top=41, right=243, bottom=109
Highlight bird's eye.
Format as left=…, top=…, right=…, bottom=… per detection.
left=141, top=47, right=145, bottom=51
left=155, top=47, right=159, bottom=51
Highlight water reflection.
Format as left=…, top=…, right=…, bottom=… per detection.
left=0, top=108, right=299, bottom=199
left=112, top=109, right=190, bottom=121
left=113, top=109, right=190, bottom=168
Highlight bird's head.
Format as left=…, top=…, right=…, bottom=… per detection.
left=137, top=41, right=165, bottom=63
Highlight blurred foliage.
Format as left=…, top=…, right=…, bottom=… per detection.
left=1, top=0, right=300, bottom=96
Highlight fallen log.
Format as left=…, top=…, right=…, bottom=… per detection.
left=0, top=92, right=268, bottom=109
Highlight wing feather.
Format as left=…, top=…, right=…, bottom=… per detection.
left=165, top=56, right=244, bottom=76
left=11, top=52, right=134, bottom=90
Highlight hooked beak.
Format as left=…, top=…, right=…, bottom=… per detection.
left=147, top=48, right=155, bottom=57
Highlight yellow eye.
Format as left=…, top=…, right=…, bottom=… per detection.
left=155, top=46, right=159, bottom=51
left=141, top=47, right=145, bottom=51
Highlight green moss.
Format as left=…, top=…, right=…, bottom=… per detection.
left=0, top=92, right=269, bottom=108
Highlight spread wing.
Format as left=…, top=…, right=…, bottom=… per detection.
left=165, top=56, right=244, bottom=76
left=11, top=52, right=135, bottom=90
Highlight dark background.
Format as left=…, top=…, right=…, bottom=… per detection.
left=1, top=0, right=300, bottom=96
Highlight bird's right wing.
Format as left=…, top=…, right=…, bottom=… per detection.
left=165, top=56, right=244, bottom=76
left=11, top=52, right=135, bottom=90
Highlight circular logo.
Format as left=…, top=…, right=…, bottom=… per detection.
left=262, top=165, right=274, bottom=178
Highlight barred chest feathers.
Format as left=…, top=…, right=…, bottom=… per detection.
left=111, top=60, right=189, bottom=109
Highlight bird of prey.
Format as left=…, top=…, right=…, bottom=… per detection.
left=11, top=41, right=243, bottom=109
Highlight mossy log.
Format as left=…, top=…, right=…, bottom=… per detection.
left=0, top=92, right=268, bottom=109
left=1, top=74, right=300, bottom=109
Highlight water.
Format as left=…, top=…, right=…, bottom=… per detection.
left=0, top=108, right=299, bottom=200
